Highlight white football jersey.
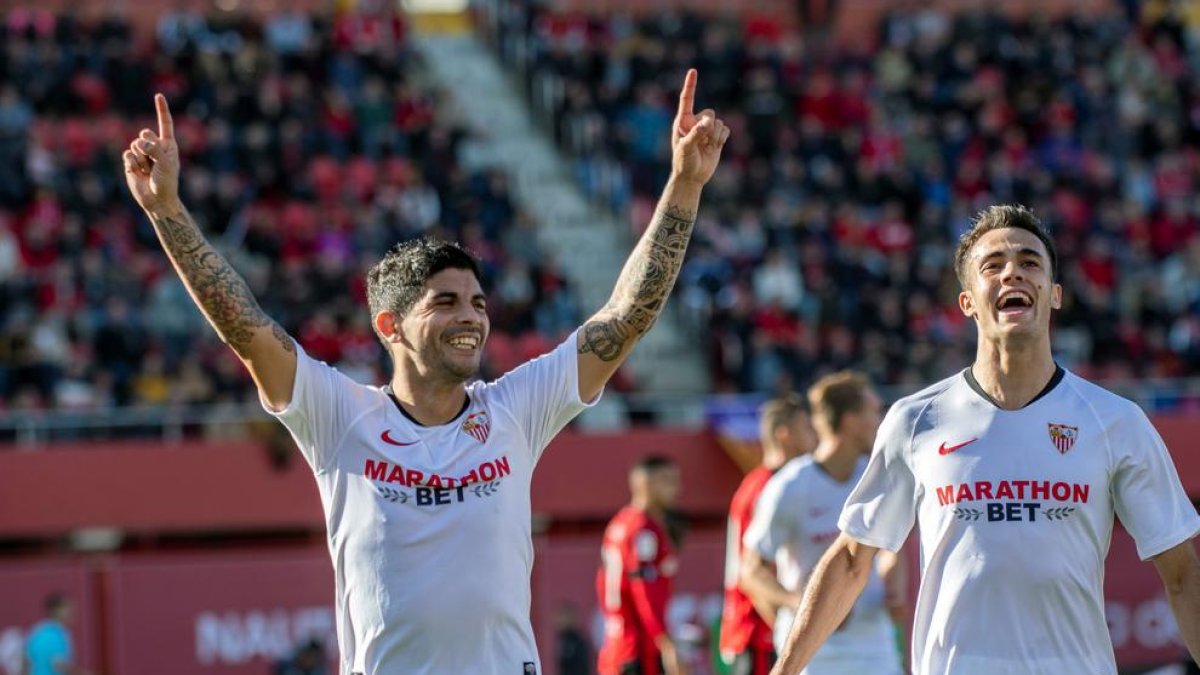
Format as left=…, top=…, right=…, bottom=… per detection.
left=840, top=367, right=1200, bottom=675
left=265, top=334, right=595, bottom=675
left=745, top=455, right=903, bottom=674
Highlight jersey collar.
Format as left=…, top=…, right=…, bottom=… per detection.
left=383, top=385, right=471, bottom=427
left=963, top=364, right=1065, bottom=410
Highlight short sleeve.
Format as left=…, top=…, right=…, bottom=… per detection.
left=262, top=345, right=379, bottom=474
left=488, top=330, right=599, bottom=463
left=839, top=401, right=919, bottom=552
left=1111, top=404, right=1200, bottom=560
left=743, top=470, right=794, bottom=560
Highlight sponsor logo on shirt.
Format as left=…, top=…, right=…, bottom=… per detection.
left=380, top=429, right=418, bottom=446
left=462, top=411, right=491, bottom=443
left=937, top=438, right=977, bottom=455
left=810, top=530, right=840, bottom=546
left=363, top=456, right=511, bottom=507
left=936, top=479, right=1089, bottom=522
left=1048, top=422, right=1078, bottom=454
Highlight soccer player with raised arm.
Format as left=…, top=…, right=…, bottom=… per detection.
left=121, top=70, right=729, bottom=675
left=746, top=372, right=906, bottom=675
left=718, top=395, right=815, bottom=675
left=772, top=205, right=1200, bottom=675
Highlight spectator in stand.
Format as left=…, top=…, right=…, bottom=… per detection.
left=481, top=0, right=1200, bottom=406
left=0, top=5, right=583, bottom=423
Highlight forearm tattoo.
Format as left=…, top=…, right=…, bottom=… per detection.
left=579, top=204, right=695, bottom=361
left=148, top=208, right=294, bottom=357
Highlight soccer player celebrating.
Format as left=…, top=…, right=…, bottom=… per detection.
left=718, top=395, right=815, bottom=675
left=121, top=70, right=728, bottom=674
left=772, top=206, right=1200, bottom=675
left=746, top=372, right=906, bottom=674
left=597, top=456, right=686, bottom=675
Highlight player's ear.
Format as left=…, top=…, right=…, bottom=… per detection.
left=1050, top=282, right=1062, bottom=310
left=374, top=310, right=403, bottom=343
left=958, top=288, right=977, bottom=319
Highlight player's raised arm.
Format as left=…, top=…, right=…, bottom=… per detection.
left=123, top=94, right=297, bottom=411
left=771, top=534, right=879, bottom=675
left=575, top=69, right=729, bottom=402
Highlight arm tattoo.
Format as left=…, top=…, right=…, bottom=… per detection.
left=579, top=204, right=695, bottom=361
left=148, top=207, right=294, bottom=357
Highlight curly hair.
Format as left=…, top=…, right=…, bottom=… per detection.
left=365, top=238, right=483, bottom=330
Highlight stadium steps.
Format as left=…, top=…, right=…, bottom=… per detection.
left=414, top=33, right=710, bottom=421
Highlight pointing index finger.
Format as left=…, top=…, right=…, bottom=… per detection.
left=677, top=68, right=697, bottom=119
left=155, top=93, right=174, bottom=141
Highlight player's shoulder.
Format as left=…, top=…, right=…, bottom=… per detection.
left=881, top=371, right=962, bottom=430
left=1059, top=369, right=1150, bottom=424
left=764, top=455, right=816, bottom=495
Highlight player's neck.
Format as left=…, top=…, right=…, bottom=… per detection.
left=760, top=446, right=789, bottom=471
left=631, top=497, right=665, bottom=520
left=388, top=375, right=469, bottom=426
left=972, top=338, right=1057, bottom=410
left=812, top=438, right=859, bottom=484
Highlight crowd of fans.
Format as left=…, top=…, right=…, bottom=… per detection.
left=484, top=0, right=1200, bottom=400
left=0, top=4, right=584, bottom=416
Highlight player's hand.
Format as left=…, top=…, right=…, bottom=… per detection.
left=123, top=94, right=181, bottom=213
left=671, top=68, right=728, bottom=187
left=660, top=638, right=688, bottom=675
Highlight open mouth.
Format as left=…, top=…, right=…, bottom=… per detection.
left=447, top=333, right=481, bottom=352
left=995, top=290, right=1033, bottom=317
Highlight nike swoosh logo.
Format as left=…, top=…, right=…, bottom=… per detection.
left=380, top=430, right=418, bottom=446
left=938, top=438, right=978, bottom=455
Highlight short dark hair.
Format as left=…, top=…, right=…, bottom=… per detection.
left=366, top=238, right=483, bottom=327
left=45, top=592, right=67, bottom=615
left=758, top=394, right=808, bottom=446
left=954, top=205, right=1058, bottom=287
left=632, top=455, right=675, bottom=476
left=808, top=371, right=871, bottom=432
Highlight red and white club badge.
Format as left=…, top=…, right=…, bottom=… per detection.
left=461, top=411, right=491, bottom=443
left=1047, top=423, right=1078, bottom=454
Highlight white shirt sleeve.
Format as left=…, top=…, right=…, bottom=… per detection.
left=744, top=470, right=794, bottom=560
left=487, top=329, right=599, bottom=463
left=839, top=401, right=920, bottom=552
left=261, top=344, right=378, bottom=474
left=1111, top=403, right=1200, bottom=560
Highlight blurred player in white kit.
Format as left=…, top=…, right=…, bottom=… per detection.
left=743, top=371, right=906, bottom=674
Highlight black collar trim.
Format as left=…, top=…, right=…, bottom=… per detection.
left=383, top=385, right=470, bottom=427
left=964, top=364, right=1064, bottom=410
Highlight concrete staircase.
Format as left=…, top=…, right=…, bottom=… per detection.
left=414, top=32, right=708, bottom=425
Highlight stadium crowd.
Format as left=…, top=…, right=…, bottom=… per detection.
left=484, top=0, right=1200, bottom=398
left=0, top=4, right=584, bottom=414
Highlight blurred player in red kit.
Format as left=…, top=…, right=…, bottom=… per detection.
left=597, top=456, right=685, bottom=675
left=718, top=395, right=815, bottom=674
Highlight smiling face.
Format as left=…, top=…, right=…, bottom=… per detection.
left=958, top=227, right=1062, bottom=342
left=380, top=267, right=490, bottom=384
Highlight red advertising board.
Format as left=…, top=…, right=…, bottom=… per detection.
left=533, top=529, right=727, bottom=675
left=0, top=528, right=1187, bottom=674
left=106, top=549, right=337, bottom=674
left=0, top=560, right=97, bottom=675
left=1105, top=524, right=1192, bottom=669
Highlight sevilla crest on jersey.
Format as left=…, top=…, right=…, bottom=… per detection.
left=1047, top=422, right=1078, bottom=454
left=462, top=411, right=491, bottom=443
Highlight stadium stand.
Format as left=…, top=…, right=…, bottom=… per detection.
left=481, top=0, right=1200, bottom=401
left=0, top=3, right=584, bottom=422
